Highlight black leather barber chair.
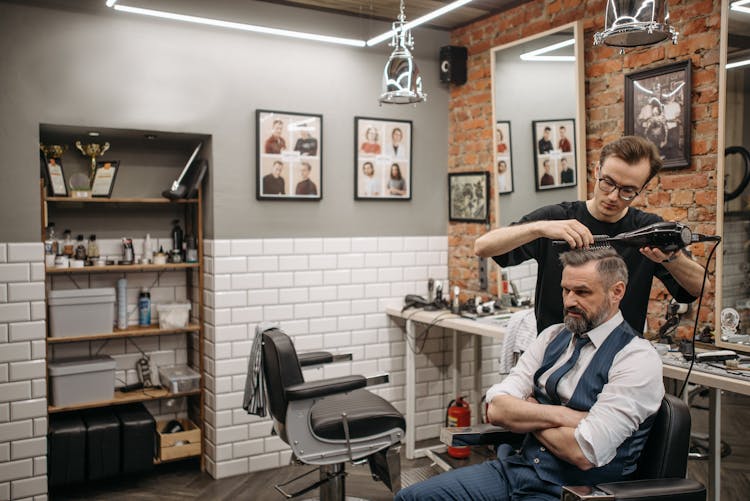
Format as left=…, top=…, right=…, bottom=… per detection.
left=261, top=328, right=405, bottom=500
left=444, top=394, right=706, bottom=500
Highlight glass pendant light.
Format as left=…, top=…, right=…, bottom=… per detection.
left=594, top=0, right=678, bottom=48
left=379, top=0, right=426, bottom=105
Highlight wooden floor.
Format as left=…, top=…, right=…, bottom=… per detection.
left=52, top=392, right=750, bottom=501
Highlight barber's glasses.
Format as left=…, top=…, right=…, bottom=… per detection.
left=596, top=176, right=640, bottom=201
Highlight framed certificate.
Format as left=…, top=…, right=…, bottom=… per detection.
left=91, top=160, right=119, bottom=197
left=45, top=156, right=68, bottom=197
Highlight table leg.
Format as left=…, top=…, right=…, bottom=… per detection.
left=473, top=335, right=482, bottom=424
left=708, top=388, right=721, bottom=501
left=452, top=329, right=460, bottom=402
left=405, top=318, right=416, bottom=460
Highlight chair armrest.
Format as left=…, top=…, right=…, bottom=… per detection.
left=286, top=375, right=367, bottom=400
left=440, top=423, right=524, bottom=447
left=562, top=478, right=706, bottom=501
left=298, top=351, right=353, bottom=367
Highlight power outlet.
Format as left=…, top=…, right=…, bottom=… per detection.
left=478, top=256, right=487, bottom=291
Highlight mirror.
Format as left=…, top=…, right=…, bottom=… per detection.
left=718, top=0, right=750, bottom=351
left=491, top=21, right=586, bottom=227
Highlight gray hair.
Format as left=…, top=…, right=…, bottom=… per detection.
left=559, top=247, right=628, bottom=289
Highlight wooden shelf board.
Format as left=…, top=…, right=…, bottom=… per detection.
left=47, top=323, right=200, bottom=343
left=46, top=263, right=199, bottom=274
left=45, top=196, right=198, bottom=204
left=48, top=388, right=200, bottom=413
left=153, top=450, right=202, bottom=465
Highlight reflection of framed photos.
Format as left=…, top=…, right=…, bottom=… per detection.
left=91, top=160, right=119, bottom=197
left=625, top=60, right=691, bottom=169
left=495, top=121, right=514, bottom=195
left=532, top=119, right=577, bottom=191
left=448, top=172, right=489, bottom=222
left=256, top=109, right=322, bottom=200
left=354, top=117, right=412, bottom=200
left=44, top=155, right=68, bottom=197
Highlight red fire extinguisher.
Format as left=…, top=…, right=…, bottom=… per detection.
left=446, top=396, right=471, bottom=459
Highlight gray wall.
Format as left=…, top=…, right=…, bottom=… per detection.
left=494, top=33, right=578, bottom=226
left=0, top=0, right=450, bottom=241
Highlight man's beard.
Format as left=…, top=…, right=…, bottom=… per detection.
left=564, top=299, right=611, bottom=335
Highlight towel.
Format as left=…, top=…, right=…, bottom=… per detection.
left=498, top=309, right=537, bottom=374
left=242, top=322, right=278, bottom=417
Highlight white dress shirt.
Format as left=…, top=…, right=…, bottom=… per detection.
left=485, top=311, right=664, bottom=467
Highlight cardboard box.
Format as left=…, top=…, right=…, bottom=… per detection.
left=156, top=418, right=201, bottom=461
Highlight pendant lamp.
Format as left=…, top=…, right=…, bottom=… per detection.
left=593, top=0, right=678, bottom=48
left=379, top=0, right=426, bottom=105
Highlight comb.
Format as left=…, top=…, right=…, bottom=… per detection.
left=552, top=235, right=612, bottom=250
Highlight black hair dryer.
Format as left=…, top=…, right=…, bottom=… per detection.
left=553, top=221, right=720, bottom=252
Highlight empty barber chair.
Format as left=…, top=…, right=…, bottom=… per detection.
left=444, top=394, right=706, bottom=500
left=261, top=327, right=405, bottom=500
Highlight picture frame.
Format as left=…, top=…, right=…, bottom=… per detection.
left=354, top=117, right=412, bottom=200
left=44, top=154, right=68, bottom=197
left=448, top=172, right=489, bottom=223
left=495, top=121, right=514, bottom=195
left=625, top=60, right=691, bottom=169
left=532, top=119, right=577, bottom=192
left=91, top=160, right=119, bottom=197
left=256, top=109, right=323, bottom=200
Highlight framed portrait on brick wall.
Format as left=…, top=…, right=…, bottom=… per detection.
left=495, top=121, right=514, bottom=195
left=532, top=119, right=577, bottom=191
left=448, top=172, right=489, bottom=222
left=354, top=117, right=412, bottom=200
left=625, top=60, right=691, bottom=169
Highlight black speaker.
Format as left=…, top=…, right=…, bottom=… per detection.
left=439, top=45, right=467, bottom=85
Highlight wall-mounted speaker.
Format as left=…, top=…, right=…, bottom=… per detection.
left=439, top=45, right=467, bottom=85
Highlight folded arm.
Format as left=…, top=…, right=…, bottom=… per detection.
left=535, top=427, right=594, bottom=470
left=487, top=394, right=587, bottom=434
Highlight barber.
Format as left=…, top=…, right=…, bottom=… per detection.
left=396, top=248, right=664, bottom=500
left=475, top=135, right=705, bottom=333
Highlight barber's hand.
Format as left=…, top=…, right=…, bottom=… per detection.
left=542, top=219, right=594, bottom=249
left=640, top=246, right=676, bottom=264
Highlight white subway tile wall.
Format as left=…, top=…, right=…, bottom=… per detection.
left=0, top=243, right=47, bottom=498
left=202, top=238, right=540, bottom=479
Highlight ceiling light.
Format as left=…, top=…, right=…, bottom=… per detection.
left=379, top=0, right=426, bottom=105
left=727, top=58, right=750, bottom=70
left=87, top=131, right=101, bottom=137
left=593, top=0, right=678, bottom=48
left=367, top=0, right=473, bottom=47
left=105, top=0, right=118, bottom=7
left=731, top=1, right=750, bottom=14
left=520, top=38, right=575, bottom=62
left=110, top=4, right=366, bottom=47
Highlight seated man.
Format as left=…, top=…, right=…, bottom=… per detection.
left=396, top=247, right=664, bottom=501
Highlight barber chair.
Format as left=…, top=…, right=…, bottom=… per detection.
left=261, top=328, right=405, bottom=500
left=443, top=394, right=706, bottom=500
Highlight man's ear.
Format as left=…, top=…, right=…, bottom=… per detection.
left=610, top=281, right=626, bottom=302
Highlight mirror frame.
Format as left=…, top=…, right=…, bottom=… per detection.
left=489, top=20, right=587, bottom=293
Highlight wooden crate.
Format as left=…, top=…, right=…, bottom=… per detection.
left=156, top=418, right=201, bottom=461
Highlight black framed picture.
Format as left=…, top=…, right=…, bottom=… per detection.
left=532, top=119, right=577, bottom=191
left=44, top=154, right=68, bottom=197
left=91, top=160, right=119, bottom=197
left=256, top=109, right=322, bottom=200
left=495, top=121, right=514, bottom=195
left=354, top=117, right=412, bottom=200
left=625, top=60, right=691, bottom=169
left=448, top=172, right=489, bottom=222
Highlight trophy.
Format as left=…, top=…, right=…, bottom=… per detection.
left=75, top=140, right=110, bottom=179
left=40, top=143, right=67, bottom=160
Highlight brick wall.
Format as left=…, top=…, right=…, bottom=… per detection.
left=448, top=0, right=721, bottom=336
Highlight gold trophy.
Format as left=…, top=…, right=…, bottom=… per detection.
left=40, top=143, right=67, bottom=160
left=75, top=140, right=110, bottom=180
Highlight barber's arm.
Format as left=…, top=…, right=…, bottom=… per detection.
left=640, top=247, right=704, bottom=297
left=474, top=219, right=594, bottom=258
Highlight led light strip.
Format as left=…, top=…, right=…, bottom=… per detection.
left=366, top=0, right=473, bottom=47
left=519, top=38, right=575, bottom=62
left=727, top=59, right=750, bottom=70
left=731, top=0, right=750, bottom=15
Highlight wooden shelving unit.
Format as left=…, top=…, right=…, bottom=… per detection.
left=48, top=387, right=201, bottom=413
left=47, top=323, right=201, bottom=344
left=45, top=263, right=199, bottom=274
left=45, top=196, right=198, bottom=204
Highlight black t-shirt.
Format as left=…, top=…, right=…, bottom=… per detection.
left=493, top=201, right=696, bottom=333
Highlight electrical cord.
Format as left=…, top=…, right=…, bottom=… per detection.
left=678, top=239, right=722, bottom=399
left=402, top=310, right=453, bottom=354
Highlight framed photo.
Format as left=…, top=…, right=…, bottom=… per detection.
left=354, top=117, right=412, bottom=200
left=448, top=172, right=489, bottom=223
left=44, top=155, right=68, bottom=197
left=91, top=160, right=119, bottom=197
left=532, top=119, right=577, bottom=191
left=495, top=121, right=514, bottom=195
left=256, top=109, right=322, bottom=200
left=625, top=60, right=691, bottom=169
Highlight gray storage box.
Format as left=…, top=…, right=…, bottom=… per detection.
left=48, top=356, right=116, bottom=407
left=48, top=287, right=116, bottom=337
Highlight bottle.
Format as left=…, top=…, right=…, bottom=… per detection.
left=44, top=223, right=58, bottom=267
left=138, top=288, right=151, bottom=326
left=74, top=234, right=87, bottom=261
left=186, top=235, right=198, bottom=263
left=62, top=229, right=74, bottom=258
left=143, top=233, right=153, bottom=264
left=87, top=234, right=99, bottom=261
left=171, top=220, right=184, bottom=259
